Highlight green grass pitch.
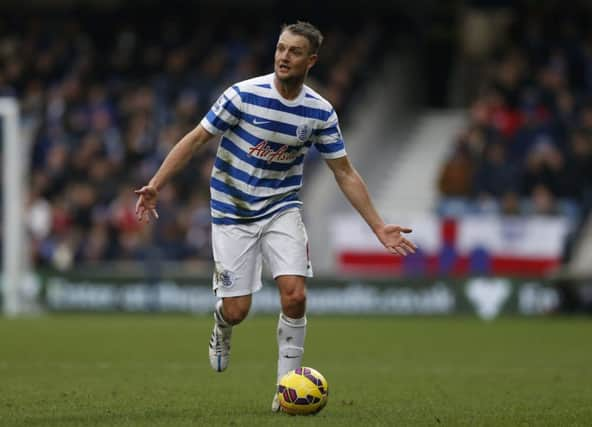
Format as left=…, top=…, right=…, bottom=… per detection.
left=0, top=315, right=591, bottom=426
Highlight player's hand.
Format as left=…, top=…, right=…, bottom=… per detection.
left=376, top=224, right=416, bottom=256
left=134, top=185, right=160, bottom=223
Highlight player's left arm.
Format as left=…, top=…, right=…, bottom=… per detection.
left=325, top=155, right=417, bottom=256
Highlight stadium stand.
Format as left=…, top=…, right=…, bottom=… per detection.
left=438, top=2, right=592, bottom=225
left=0, top=7, right=388, bottom=269
left=328, top=1, right=592, bottom=279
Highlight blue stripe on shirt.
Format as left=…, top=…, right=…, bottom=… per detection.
left=239, top=92, right=332, bottom=121
left=314, top=140, right=345, bottom=154
left=314, top=124, right=339, bottom=136
left=221, top=96, right=242, bottom=119
left=211, top=203, right=301, bottom=224
left=206, top=111, right=233, bottom=132
left=211, top=176, right=286, bottom=203
left=240, top=112, right=298, bottom=137
left=231, top=125, right=293, bottom=152
left=211, top=193, right=300, bottom=217
left=214, top=157, right=302, bottom=189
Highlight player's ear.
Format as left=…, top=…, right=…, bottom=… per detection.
left=307, top=53, right=318, bottom=70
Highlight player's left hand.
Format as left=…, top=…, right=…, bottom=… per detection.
left=376, top=224, right=417, bottom=256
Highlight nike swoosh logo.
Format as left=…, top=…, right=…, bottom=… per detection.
left=253, top=119, right=271, bottom=125
left=284, top=355, right=300, bottom=359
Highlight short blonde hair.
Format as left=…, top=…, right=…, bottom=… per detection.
left=281, top=21, right=324, bottom=55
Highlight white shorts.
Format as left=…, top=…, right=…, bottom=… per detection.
left=211, top=208, right=313, bottom=297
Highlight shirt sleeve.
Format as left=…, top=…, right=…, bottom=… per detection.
left=200, top=86, right=242, bottom=135
left=313, top=109, right=347, bottom=159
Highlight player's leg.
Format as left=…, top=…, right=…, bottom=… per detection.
left=276, top=275, right=307, bottom=380
left=261, top=209, right=312, bottom=411
left=218, top=295, right=252, bottom=325
left=209, top=222, right=263, bottom=372
left=209, top=294, right=252, bottom=372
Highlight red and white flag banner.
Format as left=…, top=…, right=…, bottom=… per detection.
left=330, top=214, right=571, bottom=277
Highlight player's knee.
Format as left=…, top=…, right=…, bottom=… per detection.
left=222, top=304, right=249, bottom=325
left=283, top=288, right=306, bottom=309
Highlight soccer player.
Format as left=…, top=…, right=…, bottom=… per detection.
left=135, top=21, right=416, bottom=411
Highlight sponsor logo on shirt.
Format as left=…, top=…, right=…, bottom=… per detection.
left=248, top=141, right=298, bottom=163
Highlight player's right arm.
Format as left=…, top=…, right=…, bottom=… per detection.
left=136, top=85, right=242, bottom=222
left=135, top=124, right=214, bottom=222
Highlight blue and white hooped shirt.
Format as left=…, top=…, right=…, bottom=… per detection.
left=200, top=73, right=346, bottom=225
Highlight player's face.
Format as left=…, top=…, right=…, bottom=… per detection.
left=274, top=31, right=318, bottom=83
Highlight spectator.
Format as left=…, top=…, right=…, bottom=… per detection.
left=438, top=136, right=476, bottom=197
left=439, top=1, right=592, bottom=224
left=0, top=10, right=387, bottom=268
left=474, top=142, right=519, bottom=198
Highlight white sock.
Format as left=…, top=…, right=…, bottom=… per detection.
left=277, top=312, right=306, bottom=383
left=214, top=300, right=231, bottom=328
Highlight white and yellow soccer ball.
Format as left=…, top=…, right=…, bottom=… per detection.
left=277, top=367, right=329, bottom=415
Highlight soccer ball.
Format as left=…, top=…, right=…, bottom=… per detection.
left=277, top=367, right=329, bottom=415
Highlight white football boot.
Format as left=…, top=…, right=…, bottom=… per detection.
left=271, top=393, right=280, bottom=412
left=208, top=310, right=232, bottom=372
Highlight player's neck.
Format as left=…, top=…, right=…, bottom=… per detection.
left=273, top=75, right=304, bottom=100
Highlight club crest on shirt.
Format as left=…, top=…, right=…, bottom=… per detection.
left=296, top=123, right=312, bottom=142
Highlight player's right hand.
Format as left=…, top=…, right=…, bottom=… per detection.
left=134, top=185, right=160, bottom=222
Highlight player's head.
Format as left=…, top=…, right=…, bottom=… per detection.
left=275, top=21, right=323, bottom=83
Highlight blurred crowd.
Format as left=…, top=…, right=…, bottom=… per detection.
left=438, top=3, right=592, bottom=224
left=0, top=10, right=382, bottom=269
